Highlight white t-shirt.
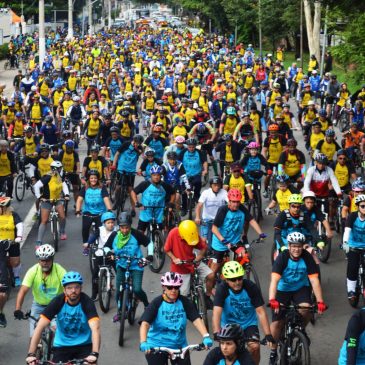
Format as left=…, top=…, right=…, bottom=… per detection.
left=198, top=188, right=228, bottom=220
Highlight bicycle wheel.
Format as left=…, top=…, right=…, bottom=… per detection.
left=187, top=193, right=193, bottom=220
left=51, top=215, right=59, bottom=252
left=89, top=244, right=96, bottom=273
left=250, top=200, right=260, bottom=223
left=118, top=289, right=128, bottom=347
left=109, top=174, right=117, bottom=203
left=280, top=329, right=310, bottom=365
left=317, top=238, right=331, bottom=263
left=127, top=294, right=138, bottom=325
left=268, top=176, right=276, bottom=201
left=15, top=173, right=26, bottom=201
left=244, top=264, right=262, bottom=294
left=98, top=269, right=111, bottom=313
left=149, top=230, right=165, bottom=273
left=196, top=287, right=209, bottom=332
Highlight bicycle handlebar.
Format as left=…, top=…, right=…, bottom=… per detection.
left=34, top=359, right=89, bottom=365
left=150, top=343, right=205, bottom=359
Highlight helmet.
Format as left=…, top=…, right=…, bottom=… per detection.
left=247, top=141, right=260, bottom=149
left=121, top=110, right=130, bottom=117
left=15, top=111, right=23, bottom=117
left=352, top=178, right=365, bottom=192
left=355, top=194, right=365, bottom=205
left=104, top=112, right=112, bottom=119
left=101, top=211, right=116, bottom=223
left=287, top=232, right=306, bottom=244
left=216, top=323, right=245, bottom=350
left=50, top=160, right=63, bottom=170
left=268, top=124, right=279, bottom=131
left=302, top=191, right=316, bottom=200
left=118, top=211, right=132, bottom=226
left=319, top=109, right=327, bottom=117
left=288, top=194, right=303, bottom=205
left=65, top=140, right=75, bottom=149
left=0, top=195, right=11, bottom=207
left=167, top=151, right=178, bottom=160
left=222, top=261, right=245, bottom=279
left=40, top=143, right=50, bottom=152
left=161, top=272, right=183, bottom=287
left=87, top=169, right=100, bottom=178
left=222, top=134, right=233, bottom=142
left=61, top=271, right=83, bottom=286
left=276, top=174, right=290, bottom=184
left=45, top=115, right=53, bottom=123
left=175, top=136, right=185, bottom=144
left=227, top=107, right=236, bottom=116
left=24, top=126, right=33, bottom=133
left=286, top=139, right=297, bottom=147
left=90, top=144, right=100, bottom=152
left=178, top=220, right=199, bottom=245
left=241, top=111, right=250, bottom=118
left=186, top=138, right=197, bottom=146
left=337, top=149, right=347, bottom=157
left=62, top=130, right=71, bottom=137
left=197, top=123, right=208, bottom=136
left=325, top=129, right=335, bottom=137
left=145, top=148, right=155, bottom=157
left=210, top=176, right=223, bottom=185
left=227, top=189, right=242, bottom=202
left=150, top=165, right=163, bottom=175
left=314, top=153, right=328, bottom=164
left=133, top=134, right=144, bottom=144
left=35, top=244, right=55, bottom=260
left=110, top=126, right=120, bottom=134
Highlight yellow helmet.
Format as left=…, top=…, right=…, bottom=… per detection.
left=178, top=220, right=199, bottom=246
left=288, top=194, right=303, bottom=205
left=222, top=261, right=245, bottom=279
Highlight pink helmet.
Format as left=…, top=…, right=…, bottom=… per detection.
left=161, top=272, right=183, bottom=287
left=248, top=141, right=260, bottom=149
left=175, top=136, right=185, bottom=144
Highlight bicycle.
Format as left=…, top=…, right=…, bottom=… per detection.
left=247, top=170, right=266, bottom=223
left=0, top=239, right=15, bottom=295
left=150, top=343, right=205, bottom=361
left=267, top=166, right=278, bottom=201
left=271, top=304, right=319, bottom=365
left=139, top=206, right=166, bottom=273
left=34, top=360, right=88, bottom=365
left=334, top=197, right=344, bottom=235
left=14, top=155, right=35, bottom=201
left=179, top=259, right=209, bottom=331
left=116, top=254, right=148, bottom=346
left=142, top=110, right=152, bottom=137
left=21, top=311, right=54, bottom=361
left=186, top=189, right=195, bottom=220
left=315, top=198, right=332, bottom=263
left=163, top=206, right=181, bottom=235
left=348, top=247, right=365, bottom=308
left=108, top=168, right=118, bottom=203
left=114, top=171, right=135, bottom=218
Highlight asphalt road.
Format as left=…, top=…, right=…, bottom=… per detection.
left=0, top=62, right=355, bottom=365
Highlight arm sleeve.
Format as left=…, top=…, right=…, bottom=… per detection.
left=80, top=294, right=99, bottom=320
left=328, top=166, right=341, bottom=194
left=131, top=228, right=150, bottom=247
left=41, top=295, right=64, bottom=321
left=180, top=296, right=200, bottom=322
left=139, top=296, right=162, bottom=324
left=272, top=253, right=286, bottom=276
left=33, top=180, right=44, bottom=199
left=345, top=311, right=365, bottom=365
left=213, top=282, right=229, bottom=307
left=213, top=206, right=228, bottom=227
left=133, top=181, right=151, bottom=195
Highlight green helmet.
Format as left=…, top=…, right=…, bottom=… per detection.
left=222, top=261, right=245, bottom=279
left=288, top=194, right=303, bottom=205
left=226, top=106, right=236, bottom=116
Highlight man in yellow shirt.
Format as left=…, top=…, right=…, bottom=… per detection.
left=0, top=140, right=17, bottom=197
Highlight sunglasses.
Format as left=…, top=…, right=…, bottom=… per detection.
left=165, top=286, right=181, bottom=290
left=359, top=205, right=365, bottom=209
left=291, top=204, right=302, bottom=209
left=338, top=157, right=346, bottom=160
left=227, top=277, right=243, bottom=282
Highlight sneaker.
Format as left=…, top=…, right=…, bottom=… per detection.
left=60, top=234, right=67, bottom=240
left=113, top=313, right=120, bottom=323
left=348, top=291, right=358, bottom=307
left=205, top=296, right=214, bottom=310
left=82, top=247, right=90, bottom=256
left=35, top=241, right=42, bottom=250
left=269, top=350, right=278, bottom=365
left=131, top=209, right=136, bottom=218
left=263, top=190, right=268, bottom=199
left=0, top=313, right=7, bottom=328
left=14, top=277, right=21, bottom=287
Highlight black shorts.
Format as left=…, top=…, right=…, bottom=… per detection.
left=65, top=173, right=81, bottom=186
left=288, top=172, right=301, bottom=182
left=52, top=344, right=92, bottom=362
left=201, top=142, right=213, bottom=157
left=244, top=325, right=260, bottom=341
left=210, top=249, right=229, bottom=263
left=266, top=162, right=278, bottom=172
left=272, top=286, right=313, bottom=321
left=118, top=172, right=135, bottom=188
left=325, top=96, right=335, bottom=105
left=8, top=242, right=20, bottom=257
left=0, top=260, right=9, bottom=293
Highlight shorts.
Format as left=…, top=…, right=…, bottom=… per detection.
left=0, top=259, right=8, bottom=293
left=8, top=241, right=20, bottom=257
left=243, top=325, right=260, bottom=342
left=180, top=262, right=213, bottom=296
left=117, top=171, right=135, bottom=188
left=137, top=220, right=164, bottom=232
left=65, top=172, right=81, bottom=186
left=266, top=162, right=278, bottom=171
left=272, top=286, right=313, bottom=321
left=288, top=172, right=301, bottom=182
left=29, top=301, right=57, bottom=337
left=40, top=200, right=64, bottom=211
left=325, top=96, right=335, bottom=105
left=52, top=344, right=92, bottom=362
left=210, top=249, right=229, bottom=263
left=201, top=142, right=213, bottom=157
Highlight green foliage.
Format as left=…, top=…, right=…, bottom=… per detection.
left=0, top=43, right=8, bottom=60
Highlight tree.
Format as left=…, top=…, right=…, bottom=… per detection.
left=303, top=0, right=321, bottom=60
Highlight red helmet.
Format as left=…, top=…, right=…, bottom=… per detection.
left=227, top=189, right=242, bottom=202
left=268, top=123, right=279, bottom=131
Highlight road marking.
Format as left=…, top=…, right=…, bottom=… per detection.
left=21, top=204, right=36, bottom=248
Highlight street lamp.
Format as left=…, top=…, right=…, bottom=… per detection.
left=39, top=0, right=45, bottom=70
left=88, top=0, right=99, bottom=35
left=67, top=0, right=73, bottom=39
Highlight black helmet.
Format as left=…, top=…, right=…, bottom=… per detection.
left=45, top=115, right=53, bottom=124
left=196, top=122, right=208, bottom=136
left=110, top=126, right=120, bottom=133
left=167, top=151, right=178, bottom=160
left=133, top=134, right=144, bottom=144
left=104, top=112, right=112, bottom=119
left=40, top=143, right=50, bottom=152
left=216, top=323, right=245, bottom=352
left=210, top=176, right=222, bottom=185
left=222, top=134, right=233, bottom=142
left=314, top=153, right=328, bottom=164
left=186, top=138, right=197, bottom=146
left=90, top=144, right=100, bottom=152
left=121, top=110, right=130, bottom=117
left=118, top=211, right=132, bottom=226
left=87, top=169, right=100, bottom=178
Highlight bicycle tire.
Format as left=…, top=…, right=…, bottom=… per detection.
left=118, top=288, right=128, bottom=347
left=197, top=286, right=209, bottom=332
left=317, top=238, right=331, bottom=263
left=15, top=173, right=26, bottom=201
left=268, top=175, right=276, bottom=201
left=109, top=173, right=117, bottom=203
left=98, top=269, right=111, bottom=313
left=149, top=230, right=165, bottom=273
left=187, top=193, right=193, bottom=220
left=127, top=294, right=138, bottom=325
left=280, top=329, right=310, bottom=365
left=89, top=244, right=96, bottom=274
left=245, top=264, right=262, bottom=294
left=251, top=200, right=260, bottom=223
left=51, top=215, right=59, bottom=252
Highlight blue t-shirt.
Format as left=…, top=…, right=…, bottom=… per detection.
left=182, top=149, right=204, bottom=177
left=80, top=186, right=108, bottom=215
left=117, top=143, right=140, bottom=173
left=347, top=213, right=365, bottom=248
left=106, top=137, right=123, bottom=162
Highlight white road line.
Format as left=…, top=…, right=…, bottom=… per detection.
left=20, top=204, right=37, bottom=248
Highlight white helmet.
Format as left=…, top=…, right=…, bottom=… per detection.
left=302, top=191, right=316, bottom=200
left=246, top=68, right=252, bottom=73
left=355, top=194, right=365, bottom=205
left=50, top=161, right=63, bottom=170
left=72, top=95, right=80, bottom=101
left=35, top=244, right=55, bottom=260
left=31, top=85, right=37, bottom=91
left=287, top=232, right=306, bottom=244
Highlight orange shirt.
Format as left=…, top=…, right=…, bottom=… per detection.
left=344, top=131, right=364, bottom=148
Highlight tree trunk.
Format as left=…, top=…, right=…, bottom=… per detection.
left=303, top=0, right=321, bottom=61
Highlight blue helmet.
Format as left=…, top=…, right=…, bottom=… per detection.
left=352, top=178, right=365, bottom=192
left=319, top=109, right=327, bottom=117
left=101, top=211, right=116, bottom=223
left=276, top=174, right=290, bottom=184
left=150, top=165, right=163, bottom=175
left=61, top=271, right=83, bottom=286
left=65, top=140, right=75, bottom=149
left=325, top=129, right=335, bottom=137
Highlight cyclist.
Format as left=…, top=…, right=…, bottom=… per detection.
left=330, top=149, right=356, bottom=194
left=139, top=271, right=213, bottom=365
left=138, top=148, right=163, bottom=181
left=82, top=144, right=110, bottom=185
left=34, top=161, right=69, bottom=247
left=338, top=308, right=365, bottom=365
left=33, top=143, right=54, bottom=181
left=212, top=261, right=274, bottom=364
left=265, top=174, right=299, bottom=214
left=241, top=141, right=269, bottom=180
left=112, top=212, right=150, bottom=320
left=144, top=124, right=169, bottom=160
left=315, top=129, right=341, bottom=162
left=0, top=139, right=17, bottom=197
left=14, top=244, right=66, bottom=336
left=342, top=178, right=365, bottom=225
left=215, top=134, right=243, bottom=177
left=203, top=323, right=255, bottom=365
left=25, top=271, right=100, bottom=365
left=195, top=176, right=228, bottom=248
left=210, top=189, right=266, bottom=276
left=83, top=109, right=102, bottom=155
left=342, top=123, right=364, bottom=160
left=102, top=126, right=123, bottom=164
left=342, top=194, right=365, bottom=307
left=132, top=165, right=175, bottom=233
left=268, top=232, right=327, bottom=364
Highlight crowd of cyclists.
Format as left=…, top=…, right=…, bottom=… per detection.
left=0, top=16, right=365, bottom=365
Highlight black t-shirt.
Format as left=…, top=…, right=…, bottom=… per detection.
left=203, top=346, right=255, bottom=365
left=343, top=309, right=365, bottom=364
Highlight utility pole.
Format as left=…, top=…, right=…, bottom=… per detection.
left=258, top=0, right=262, bottom=57
left=108, top=0, right=112, bottom=29
left=234, top=19, right=238, bottom=46
left=320, top=5, right=329, bottom=77
left=67, top=0, right=73, bottom=39
left=88, top=0, right=92, bottom=35
left=39, top=0, right=46, bottom=70
left=300, top=0, right=303, bottom=68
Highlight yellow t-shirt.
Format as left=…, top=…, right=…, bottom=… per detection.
left=13, top=120, right=24, bottom=137
left=48, top=175, right=63, bottom=200
left=225, top=145, right=234, bottom=163
left=275, top=188, right=292, bottom=211
left=334, top=163, right=349, bottom=188
left=310, top=132, right=325, bottom=152
left=25, top=136, right=37, bottom=155
left=223, top=117, right=238, bottom=135
left=0, top=214, right=15, bottom=240
left=227, top=175, right=246, bottom=203
left=88, top=159, right=103, bottom=177
left=267, top=138, right=283, bottom=164
left=172, top=125, right=188, bottom=138
left=319, top=140, right=337, bottom=161
left=37, top=157, right=54, bottom=177
left=87, top=119, right=100, bottom=137
left=61, top=152, right=75, bottom=173
left=0, top=153, right=11, bottom=176
left=284, top=152, right=301, bottom=177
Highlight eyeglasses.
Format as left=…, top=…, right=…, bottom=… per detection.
left=165, top=286, right=181, bottom=290
left=291, top=204, right=302, bottom=209
left=359, top=205, right=365, bottom=209
left=227, top=277, right=243, bottom=282
left=338, top=157, right=346, bottom=160
left=65, top=284, right=81, bottom=291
